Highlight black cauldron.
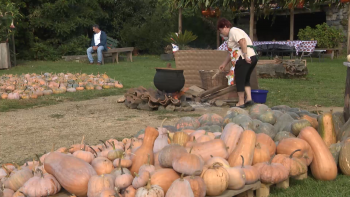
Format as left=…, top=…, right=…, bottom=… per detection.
left=154, top=68, right=185, bottom=93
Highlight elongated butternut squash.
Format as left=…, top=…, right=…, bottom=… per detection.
left=298, top=127, right=337, bottom=181
left=189, top=139, right=229, bottom=162
left=220, top=123, right=243, bottom=154
left=228, top=130, right=256, bottom=167
left=317, top=112, right=336, bottom=147
left=130, top=126, right=159, bottom=176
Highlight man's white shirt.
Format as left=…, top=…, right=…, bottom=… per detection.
left=94, top=31, right=101, bottom=46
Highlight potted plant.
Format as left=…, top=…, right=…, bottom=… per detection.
left=297, top=23, right=345, bottom=52
left=0, top=1, right=20, bottom=68
left=163, top=31, right=198, bottom=50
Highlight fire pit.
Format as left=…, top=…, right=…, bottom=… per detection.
left=124, top=86, right=194, bottom=111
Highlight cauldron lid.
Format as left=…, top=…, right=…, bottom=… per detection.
left=155, top=67, right=184, bottom=71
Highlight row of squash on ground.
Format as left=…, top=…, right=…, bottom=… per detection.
left=1, top=104, right=350, bottom=197
left=0, top=72, right=123, bottom=100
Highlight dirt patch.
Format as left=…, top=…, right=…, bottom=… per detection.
left=0, top=96, right=229, bottom=165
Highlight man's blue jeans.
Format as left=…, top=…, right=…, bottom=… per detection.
left=87, top=46, right=105, bottom=63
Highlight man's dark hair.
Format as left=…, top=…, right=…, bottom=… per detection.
left=92, top=24, right=100, bottom=29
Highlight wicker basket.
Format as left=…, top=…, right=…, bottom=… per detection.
left=199, top=69, right=229, bottom=90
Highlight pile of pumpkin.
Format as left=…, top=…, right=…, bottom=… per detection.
left=0, top=72, right=123, bottom=100
left=1, top=104, right=350, bottom=197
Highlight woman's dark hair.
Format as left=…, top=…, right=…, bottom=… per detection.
left=217, top=18, right=232, bottom=30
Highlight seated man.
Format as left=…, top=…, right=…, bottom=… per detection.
left=87, top=24, right=107, bottom=65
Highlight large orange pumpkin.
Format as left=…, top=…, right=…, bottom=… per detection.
left=298, top=127, right=337, bottom=181
left=44, top=152, right=97, bottom=197
left=277, top=138, right=314, bottom=166
left=228, top=130, right=256, bottom=167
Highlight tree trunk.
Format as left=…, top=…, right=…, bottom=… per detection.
left=0, top=42, right=11, bottom=69
left=178, top=8, right=182, bottom=34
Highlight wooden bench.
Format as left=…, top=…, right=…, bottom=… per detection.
left=101, top=36, right=134, bottom=64
left=102, top=47, right=134, bottom=64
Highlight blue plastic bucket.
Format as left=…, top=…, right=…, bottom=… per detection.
left=251, top=89, right=269, bottom=103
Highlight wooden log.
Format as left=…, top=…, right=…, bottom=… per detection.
left=201, top=86, right=237, bottom=102
left=197, top=84, right=228, bottom=98
left=343, top=62, right=350, bottom=122
left=256, top=183, right=272, bottom=197
left=276, top=178, right=289, bottom=189
left=293, top=172, right=308, bottom=180
left=205, top=181, right=261, bottom=197
left=257, top=60, right=308, bottom=78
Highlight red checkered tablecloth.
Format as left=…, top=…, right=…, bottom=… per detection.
left=218, top=40, right=317, bottom=55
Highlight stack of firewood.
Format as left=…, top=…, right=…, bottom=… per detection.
left=124, top=86, right=194, bottom=111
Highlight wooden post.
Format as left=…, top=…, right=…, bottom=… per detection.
left=344, top=62, right=350, bottom=122
left=178, top=8, right=182, bottom=34
left=217, top=30, right=220, bottom=48
left=290, top=7, right=294, bottom=40
left=12, top=33, right=16, bottom=67
left=249, top=0, right=254, bottom=40
left=347, top=3, right=350, bottom=55
left=249, top=0, right=259, bottom=89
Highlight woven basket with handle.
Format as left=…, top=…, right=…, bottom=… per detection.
left=199, top=69, right=229, bottom=90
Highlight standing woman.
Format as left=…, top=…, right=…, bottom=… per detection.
left=218, top=18, right=258, bottom=108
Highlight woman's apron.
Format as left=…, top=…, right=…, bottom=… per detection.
left=226, top=47, right=240, bottom=86
left=226, top=45, right=258, bottom=86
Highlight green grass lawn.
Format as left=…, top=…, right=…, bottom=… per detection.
left=0, top=56, right=349, bottom=196
left=0, top=55, right=347, bottom=112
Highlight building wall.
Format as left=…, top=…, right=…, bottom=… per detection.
left=323, top=4, right=348, bottom=48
